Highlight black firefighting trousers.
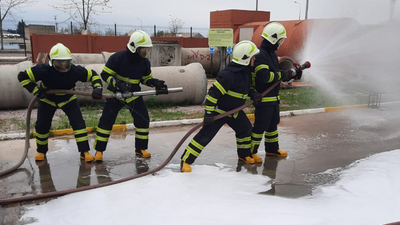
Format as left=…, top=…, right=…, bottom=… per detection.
left=35, top=99, right=89, bottom=154
left=181, top=110, right=252, bottom=164
left=251, top=104, right=280, bottom=154
left=94, top=97, right=149, bottom=152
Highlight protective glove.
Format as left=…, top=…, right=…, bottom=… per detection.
left=155, top=80, right=168, bottom=95
left=293, top=62, right=303, bottom=80
left=35, top=85, right=47, bottom=99
left=203, top=111, right=214, bottom=126
left=91, top=87, right=103, bottom=99
left=249, top=90, right=262, bottom=106
left=115, top=80, right=130, bottom=93
left=281, top=70, right=293, bottom=82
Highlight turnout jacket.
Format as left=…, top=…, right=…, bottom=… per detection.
left=205, top=62, right=252, bottom=115
left=18, top=64, right=102, bottom=106
left=101, top=48, right=158, bottom=101
left=252, top=39, right=282, bottom=106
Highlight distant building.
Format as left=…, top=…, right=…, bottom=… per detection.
left=24, top=24, right=56, bottom=40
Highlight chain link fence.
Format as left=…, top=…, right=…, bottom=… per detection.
left=3, top=19, right=209, bottom=37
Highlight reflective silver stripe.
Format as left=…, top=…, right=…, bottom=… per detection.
left=97, top=127, right=112, bottom=135
left=226, top=90, right=247, bottom=99
left=265, top=137, right=279, bottom=143
left=26, top=68, right=36, bottom=82
left=206, top=95, right=218, bottom=104
left=213, top=81, right=226, bottom=95
left=103, top=66, right=116, bottom=75
left=261, top=95, right=280, bottom=103
left=265, top=130, right=278, bottom=136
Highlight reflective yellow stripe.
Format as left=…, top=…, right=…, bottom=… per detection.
left=142, top=73, right=153, bottom=84
left=20, top=79, right=31, bottom=87
left=190, top=139, right=204, bottom=151
left=26, top=68, right=36, bottom=82
left=254, top=64, right=269, bottom=74
left=268, top=72, right=275, bottom=83
left=213, top=81, right=226, bottom=95
left=57, top=95, right=77, bottom=108
left=215, top=108, right=238, bottom=119
left=265, top=137, right=279, bottom=143
left=125, top=96, right=140, bottom=103
left=237, top=144, right=252, bottom=149
left=261, top=95, right=280, bottom=103
left=206, top=95, right=218, bottom=104
left=205, top=106, right=215, bottom=112
left=86, top=69, right=92, bottom=82
left=36, top=139, right=48, bottom=145
left=39, top=98, right=57, bottom=107
left=97, top=127, right=111, bottom=135
left=36, top=133, right=49, bottom=138
left=135, top=134, right=148, bottom=140
left=75, top=136, right=89, bottom=142
left=265, top=130, right=278, bottom=136
left=95, top=135, right=109, bottom=142
left=103, top=66, right=116, bottom=75
left=186, top=146, right=200, bottom=157
left=73, top=129, right=87, bottom=135
left=251, top=132, right=263, bottom=138
left=226, top=90, right=247, bottom=99
left=135, top=128, right=149, bottom=133
left=236, top=136, right=251, bottom=142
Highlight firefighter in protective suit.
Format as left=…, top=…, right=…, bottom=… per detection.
left=250, top=22, right=303, bottom=161
left=17, top=43, right=103, bottom=162
left=93, top=30, right=167, bottom=161
left=180, top=40, right=260, bottom=173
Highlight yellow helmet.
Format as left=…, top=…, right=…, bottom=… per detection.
left=261, top=22, right=287, bottom=47
left=48, top=43, right=72, bottom=72
left=232, top=40, right=260, bottom=66
left=127, top=30, right=153, bottom=55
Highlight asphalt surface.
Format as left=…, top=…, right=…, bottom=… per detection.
left=1, top=102, right=400, bottom=224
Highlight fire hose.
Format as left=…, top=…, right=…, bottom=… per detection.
left=0, top=61, right=311, bottom=205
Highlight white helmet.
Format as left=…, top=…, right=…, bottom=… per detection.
left=261, top=22, right=287, bottom=47
left=127, top=30, right=153, bottom=55
left=232, top=40, right=260, bottom=66
left=48, top=43, right=72, bottom=72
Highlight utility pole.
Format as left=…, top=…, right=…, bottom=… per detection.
left=54, top=15, right=58, bottom=33
left=305, top=0, right=309, bottom=19
left=137, top=18, right=142, bottom=30
left=294, top=1, right=301, bottom=20
left=256, top=0, right=258, bottom=11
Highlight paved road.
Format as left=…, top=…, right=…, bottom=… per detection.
left=1, top=103, right=400, bottom=223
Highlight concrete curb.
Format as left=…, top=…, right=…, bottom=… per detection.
left=0, top=104, right=376, bottom=141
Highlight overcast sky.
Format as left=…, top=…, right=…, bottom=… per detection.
left=3, top=0, right=400, bottom=29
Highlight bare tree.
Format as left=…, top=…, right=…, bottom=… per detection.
left=53, top=0, right=111, bottom=32
left=169, top=16, right=184, bottom=37
left=0, top=0, right=33, bottom=50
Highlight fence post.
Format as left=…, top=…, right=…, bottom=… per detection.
left=22, top=19, right=27, bottom=56
left=154, top=25, right=156, bottom=37
left=70, top=22, right=73, bottom=34
left=114, top=23, right=117, bottom=36
left=190, top=27, right=192, bottom=38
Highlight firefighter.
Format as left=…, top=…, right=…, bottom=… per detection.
left=180, top=40, right=260, bottom=173
left=17, top=43, right=103, bottom=162
left=250, top=22, right=303, bottom=161
left=93, top=30, right=167, bottom=161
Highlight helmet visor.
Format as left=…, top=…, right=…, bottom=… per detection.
left=137, top=47, right=152, bottom=58
left=53, top=60, right=72, bottom=72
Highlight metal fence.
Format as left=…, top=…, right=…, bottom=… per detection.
left=3, top=19, right=209, bottom=37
